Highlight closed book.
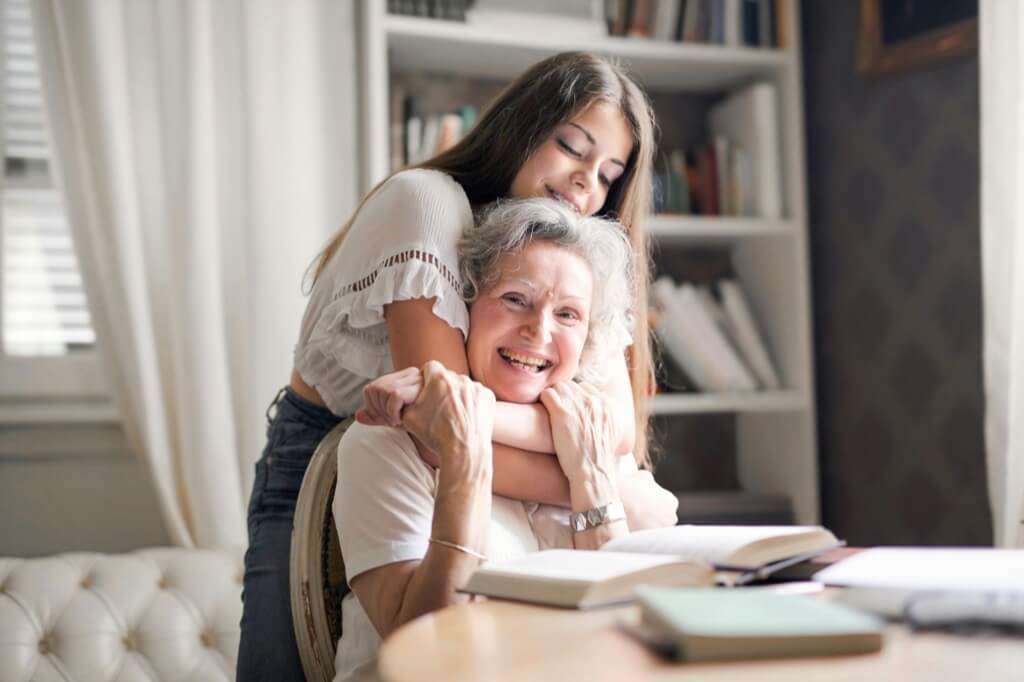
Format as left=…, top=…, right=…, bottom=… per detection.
left=719, top=279, right=782, bottom=389
left=418, top=115, right=440, bottom=163
left=651, top=0, right=681, bottom=41
left=668, top=149, right=691, bottom=213
left=742, top=0, right=759, bottom=45
left=709, top=0, right=724, bottom=44
left=676, top=282, right=757, bottom=392
left=759, top=0, right=774, bottom=46
left=713, top=135, right=732, bottom=215
left=695, top=145, right=719, bottom=215
left=636, top=587, right=884, bottom=662
left=653, top=312, right=709, bottom=390
left=774, top=0, right=787, bottom=48
left=681, top=0, right=702, bottom=41
left=708, top=82, right=783, bottom=219
left=723, top=0, right=741, bottom=46
left=404, top=115, right=422, bottom=165
left=434, top=113, right=463, bottom=155
left=627, top=0, right=652, bottom=37
left=462, top=524, right=841, bottom=608
left=651, top=278, right=717, bottom=390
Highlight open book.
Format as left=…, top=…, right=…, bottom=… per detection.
left=461, top=525, right=841, bottom=609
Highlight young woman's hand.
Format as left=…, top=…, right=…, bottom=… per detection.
left=400, top=360, right=496, bottom=482
left=617, top=470, right=679, bottom=530
left=539, top=381, right=619, bottom=509
left=356, top=366, right=423, bottom=426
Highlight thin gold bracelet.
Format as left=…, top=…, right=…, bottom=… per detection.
left=429, top=537, right=488, bottom=562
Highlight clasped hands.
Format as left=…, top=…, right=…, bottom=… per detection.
left=356, top=363, right=678, bottom=531
left=356, top=363, right=617, bottom=487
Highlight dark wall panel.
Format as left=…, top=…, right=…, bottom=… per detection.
left=802, top=0, right=990, bottom=545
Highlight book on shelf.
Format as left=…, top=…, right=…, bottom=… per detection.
left=651, top=0, right=683, bottom=41
left=652, top=150, right=690, bottom=214
left=723, top=0, right=742, bottom=46
left=653, top=330, right=699, bottom=393
left=389, top=0, right=471, bottom=21
left=718, top=279, right=781, bottom=389
left=708, top=81, right=783, bottom=219
left=392, top=92, right=478, bottom=170
left=603, top=0, right=777, bottom=46
left=681, top=0, right=704, bottom=42
left=626, top=0, right=652, bottom=37
left=742, top=0, right=759, bottom=45
left=633, top=586, right=884, bottom=662
left=713, top=136, right=732, bottom=215
left=461, top=524, right=842, bottom=609
left=652, top=277, right=758, bottom=393
left=653, top=135, right=754, bottom=217
left=694, top=145, right=719, bottom=215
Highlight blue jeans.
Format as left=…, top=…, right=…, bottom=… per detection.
left=237, top=387, right=343, bottom=681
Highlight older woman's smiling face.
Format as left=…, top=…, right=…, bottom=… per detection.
left=466, top=241, right=594, bottom=404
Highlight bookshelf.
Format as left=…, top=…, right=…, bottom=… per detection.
left=356, top=1, right=819, bottom=525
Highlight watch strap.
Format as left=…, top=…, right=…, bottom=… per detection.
left=569, top=501, right=626, bottom=532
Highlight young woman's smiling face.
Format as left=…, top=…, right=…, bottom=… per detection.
left=466, top=241, right=594, bottom=404
left=509, top=102, right=633, bottom=217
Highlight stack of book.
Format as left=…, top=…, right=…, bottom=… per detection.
left=652, top=275, right=781, bottom=394
left=390, top=91, right=479, bottom=170
left=654, top=81, right=782, bottom=219
left=388, top=0, right=473, bottom=21
left=608, top=0, right=786, bottom=48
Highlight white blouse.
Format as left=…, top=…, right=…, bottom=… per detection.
left=294, top=169, right=473, bottom=416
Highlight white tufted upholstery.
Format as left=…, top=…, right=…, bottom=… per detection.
left=0, top=547, right=243, bottom=682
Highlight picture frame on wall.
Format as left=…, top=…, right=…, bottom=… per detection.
left=857, top=0, right=978, bottom=79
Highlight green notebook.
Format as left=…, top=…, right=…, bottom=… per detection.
left=635, top=587, right=884, bottom=662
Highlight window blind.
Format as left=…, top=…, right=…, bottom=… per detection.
left=1, top=0, right=94, bottom=355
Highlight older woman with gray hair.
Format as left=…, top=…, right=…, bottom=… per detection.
left=331, top=198, right=675, bottom=680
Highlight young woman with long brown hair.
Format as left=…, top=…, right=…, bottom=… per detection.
left=237, top=51, right=678, bottom=681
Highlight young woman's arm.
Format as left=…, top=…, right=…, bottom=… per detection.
left=386, top=297, right=635, bottom=455
left=491, top=351, right=635, bottom=455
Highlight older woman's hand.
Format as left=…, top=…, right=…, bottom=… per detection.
left=539, top=381, right=619, bottom=508
left=401, top=360, right=496, bottom=481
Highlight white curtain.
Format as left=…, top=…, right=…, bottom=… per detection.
left=980, top=0, right=1024, bottom=548
left=31, top=0, right=359, bottom=548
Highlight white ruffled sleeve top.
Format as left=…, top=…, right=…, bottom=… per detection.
left=294, top=169, right=473, bottom=416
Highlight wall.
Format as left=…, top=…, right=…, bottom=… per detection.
left=802, top=0, right=991, bottom=544
left=0, top=424, right=169, bottom=557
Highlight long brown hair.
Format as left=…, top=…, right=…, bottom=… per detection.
left=312, top=52, right=657, bottom=466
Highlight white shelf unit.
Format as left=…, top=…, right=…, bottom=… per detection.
left=356, top=1, right=819, bottom=524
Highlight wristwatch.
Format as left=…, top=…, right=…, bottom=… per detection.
left=569, top=501, right=626, bottom=532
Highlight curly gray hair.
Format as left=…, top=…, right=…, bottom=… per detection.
left=458, top=198, right=635, bottom=384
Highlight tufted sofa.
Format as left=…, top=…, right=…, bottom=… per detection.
left=0, top=547, right=243, bottom=682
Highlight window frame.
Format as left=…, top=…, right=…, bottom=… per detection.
left=0, top=0, right=113, bottom=425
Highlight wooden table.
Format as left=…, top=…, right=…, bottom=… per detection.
left=378, top=598, right=1024, bottom=682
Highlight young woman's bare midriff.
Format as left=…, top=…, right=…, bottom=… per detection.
left=290, top=368, right=328, bottom=407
